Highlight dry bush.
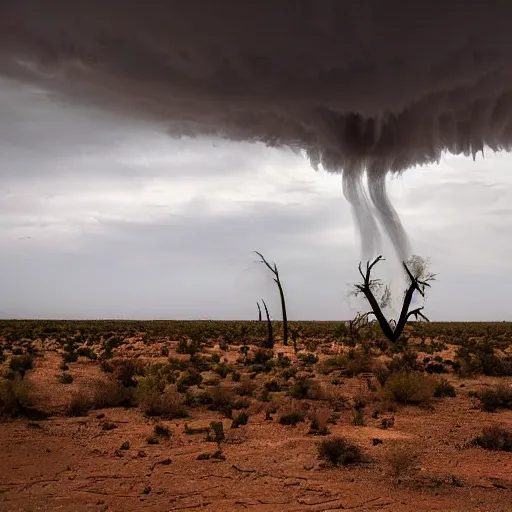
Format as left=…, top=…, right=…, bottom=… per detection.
left=373, top=362, right=391, bottom=386
left=384, top=372, right=435, bottom=406
left=136, top=383, right=188, bottom=418
left=9, top=354, right=34, bottom=374
left=289, top=378, right=323, bottom=400
left=433, top=378, right=456, bottom=398
left=278, top=400, right=308, bottom=425
left=474, top=424, right=512, bottom=452
left=322, top=384, right=350, bottom=411
left=66, top=392, right=93, bottom=417
left=308, top=407, right=331, bottom=435
left=93, top=377, right=134, bottom=408
left=477, top=385, right=512, bottom=412
left=111, top=358, right=146, bottom=387
left=317, top=437, right=365, bottom=466
left=0, top=377, right=33, bottom=418
left=385, top=444, right=420, bottom=479
left=234, top=378, right=257, bottom=397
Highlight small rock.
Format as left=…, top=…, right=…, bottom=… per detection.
left=372, top=438, right=383, bottom=446
left=142, top=486, right=151, bottom=495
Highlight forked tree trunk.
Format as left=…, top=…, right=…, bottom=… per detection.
left=356, top=256, right=432, bottom=343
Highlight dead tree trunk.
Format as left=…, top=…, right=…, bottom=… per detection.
left=355, top=256, right=432, bottom=343
left=261, top=299, right=273, bottom=349
left=254, top=251, right=288, bottom=346
left=256, top=301, right=262, bottom=322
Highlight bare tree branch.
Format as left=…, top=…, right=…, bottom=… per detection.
left=254, top=251, right=288, bottom=346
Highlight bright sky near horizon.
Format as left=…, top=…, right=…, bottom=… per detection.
left=2, top=81, right=512, bottom=321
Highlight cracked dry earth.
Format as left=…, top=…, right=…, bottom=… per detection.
left=1, top=351, right=512, bottom=512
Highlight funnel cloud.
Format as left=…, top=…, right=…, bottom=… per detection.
left=1, top=1, right=512, bottom=258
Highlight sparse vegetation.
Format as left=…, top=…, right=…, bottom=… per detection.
left=2, top=318, right=512, bottom=511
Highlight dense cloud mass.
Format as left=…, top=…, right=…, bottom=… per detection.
left=2, top=1, right=512, bottom=258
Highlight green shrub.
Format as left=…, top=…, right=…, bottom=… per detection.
left=214, top=363, right=231, bottom=378
left=298, top=353, right=319, bottom=365
left=352, top=409, right=365, bottom=426
left=154, top=424, right=171, bottom=439
left=177, top=370, right=202, bottom=393
left=231, top=412, right=249, bottom=428
left=78, top=347, right=97, bottom=360
left=289, top=378, right=322, bottom=400
left=278, top=407, right=305, bottom=425
left=112, top=359, right=146, bottom=387
left=433, top=378, right=456, bottom=398
left=176, top=338, right=201, bottom=355
left=317, top=437, right=364, bottom=466
left=205, top=421, right=225, bottom=443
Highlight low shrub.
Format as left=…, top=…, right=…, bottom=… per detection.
left=317, top=437, right=364, bottom=466
left=289, top=378, right=322, bottom=400
left=9, top=354, right=33, bottom=374
left=477, top=385, right=512, bottom=412
left=0, top=377, right=33, bottom=418
left=386, top=445, right=420, bottom=478
left=474, top=424, right=512, bottom=452
left=205, top=421, right=225, bottom=443
left=112, top=359, right=146, bottom=387
left=154, top=424, right=171, bottom=439
left=385, top=372, right=435, bottom=406
left=231, top=412, right=249, bottom=428
left=176, top=370, right=202, bottom=393
left=433, top=378, right=456, bottom=398
left=298, top=353, right=319, bottom=365
left=93, top=378, right=135, bottom=408
left=58, top=373, right=74, bottom=384
left=352, top=409, right=365, bottom=426
left=66, top=392, right=93, bottom=417
left=136, top=381, right=188, bottom=418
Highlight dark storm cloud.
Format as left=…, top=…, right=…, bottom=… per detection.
left=3, top=1, right=512, bottom=259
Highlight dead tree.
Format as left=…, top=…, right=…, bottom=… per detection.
left=354, top=255, right=435, bottom=343
left=256, top=301, right=262, bottom=322
left=261, top=299, right=274, bottom=349
left=254, top=251, right=288, bottom=346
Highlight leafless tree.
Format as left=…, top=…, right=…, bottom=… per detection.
left=254, top=251, right=288, bottom=346
left=353, top=255, right=435, bottom=343
left=261, top=299, right=274, bottom=349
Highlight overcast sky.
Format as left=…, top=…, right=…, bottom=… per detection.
left=2, top=79, right=512, bottom=321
